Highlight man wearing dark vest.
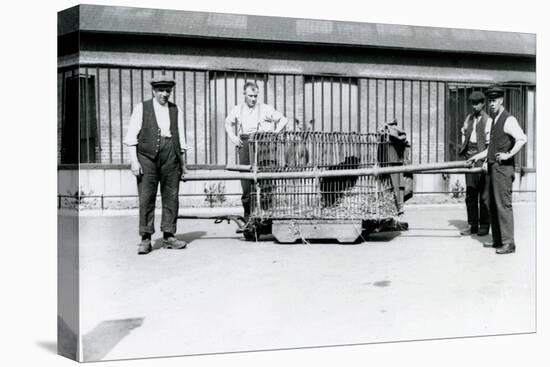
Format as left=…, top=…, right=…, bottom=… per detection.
left=458, top=91, right=492, bottom=236
left=124, top=75, right=189, bottom=255
left=468, top=86, right=527, bottom=255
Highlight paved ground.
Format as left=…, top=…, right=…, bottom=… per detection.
left=62, top=203, right=536, bottom=361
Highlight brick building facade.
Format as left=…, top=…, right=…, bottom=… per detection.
left=57, top=5, right=536, bottom=206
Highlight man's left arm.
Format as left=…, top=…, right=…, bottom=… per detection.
left=460, top=115, right=470, bottom=144
left=497, top=116, right=527, bottom=162
left=270, top=106, right=288, bottom=133
left=177, top=106, right=189, bottom=173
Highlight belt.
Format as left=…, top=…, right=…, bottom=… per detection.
left=488, top=160, right=513, bottom=166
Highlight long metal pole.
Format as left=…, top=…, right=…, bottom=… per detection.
left=417, top=167, right=484, bottom=174
left=181, top=161, right=473, bottom=181
left=227, top=164, right=485, bottom=175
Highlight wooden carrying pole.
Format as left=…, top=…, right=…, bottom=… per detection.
left=225, top=164, right=486, bottom=175
left=181, top=161, right=478, bottom=182
left=417, top=167, right=485, bottom=174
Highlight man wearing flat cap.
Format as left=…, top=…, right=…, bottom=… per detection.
left=124, top=74, right=189, bottom=255
left=468, top=86, right=527, bottom=255
left=458, top=91, right=492, bottom=236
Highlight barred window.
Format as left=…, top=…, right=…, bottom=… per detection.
left=60, top=74, right=98, bottom=164
left=304, top=76, right=358, bottom=132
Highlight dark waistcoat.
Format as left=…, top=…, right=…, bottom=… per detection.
left=459, top=111, right=489, bottom=157
left=487, top=109, right=514, bottom=166
left=137, top=99, right=182, bottom=164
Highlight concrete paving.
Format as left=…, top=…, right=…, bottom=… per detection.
left=67, top=202, right=536, bottom=361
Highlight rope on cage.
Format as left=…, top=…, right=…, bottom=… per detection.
left=252, top=137, right=264, bottom=223
left=255, top=182, right=263, bottom=222
left=244, top=215, right=259, bottom=242
left=360, top=226, right=370, bottom=243
left=313, top=165, right=321, bottom=219
left=352, top=220, right=369, bottom=244
left=289, top=220, right=310, bottom=245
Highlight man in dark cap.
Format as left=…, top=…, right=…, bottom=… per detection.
left=458, top=91, right=492, bottom=236
left=467, top=86, right=527, bottom=254
left=124, top=74, right=189, bottom=254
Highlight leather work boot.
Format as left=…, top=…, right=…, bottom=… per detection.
left=460, top=227, right=478, bottom=236
left=162, top=237, right=188, bottom=249
left=496, top=243, right=516, bottom=255
left=137, top=238, right=152, bottom=255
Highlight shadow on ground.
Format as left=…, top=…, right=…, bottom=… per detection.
left=448, top=219, right=490, bottom=244
left=364, top=231, right=402, bottom=242
left=448, top=219, right=468, bottom=231
left=82, top=318, right=144, bottom=361
left=152, top=231, right=207, bottom=249
left=36, top=340, right=57, bottom=355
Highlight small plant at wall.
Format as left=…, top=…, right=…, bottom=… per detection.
left=65, top=187, right=94, bottom=208
left=450, top=179, right=464, bottom=199
left=204, top=182, right=227, bottom=207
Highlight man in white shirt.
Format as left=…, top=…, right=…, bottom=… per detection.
left=124, top=74, right=189, bottom=254
left=458, top=91, right=492, bottom=236
left=468, top=86, right=527, bottom=255
left=225, top=81, right=288, bottom=221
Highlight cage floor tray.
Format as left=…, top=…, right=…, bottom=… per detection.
left=271, top=220, right=363, bottom=243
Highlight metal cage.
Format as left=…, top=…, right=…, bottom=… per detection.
left=247, top=131, right=407, bottom=221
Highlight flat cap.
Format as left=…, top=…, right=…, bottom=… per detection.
left=150, top=74, right=176, bottom=88
left=468, top=91, right=486, bottom=102
left=486, top=85, right=505, bottom=98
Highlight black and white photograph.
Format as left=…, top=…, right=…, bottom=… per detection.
left=4, top=0, right=548, bottom=366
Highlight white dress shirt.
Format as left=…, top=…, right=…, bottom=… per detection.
left=461, top=113, right=493, bottom=145
left=124, top=98, right=189, bottom=151
left=492, top=109, right=527, bottom=143
left=225, top=102, right=288, bottom=134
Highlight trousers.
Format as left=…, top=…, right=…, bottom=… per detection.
left=137, top=137, right=181, bottom=236
left=238, top=135, right=253, bottom=219
left=487, top=162, right=515, bottom=245
left=464, top=172, right=490, bottom=230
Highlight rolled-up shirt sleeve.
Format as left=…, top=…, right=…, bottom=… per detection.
left=177, top=106, right=189, bottom=151
left=123, top=103, right=143, bottom=146
left=460, top=115, right=469, bottom=144
left=267, top=105, right=288, bottom=130
left=225, top=105, right=239, bottom=131
left=503, top=116, right=527, bottom=143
